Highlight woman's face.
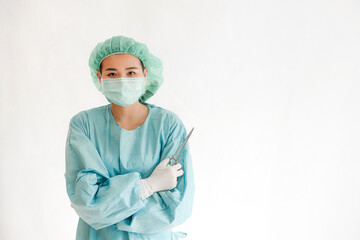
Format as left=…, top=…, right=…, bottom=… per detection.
left=96, top=53, right=148, bottom=83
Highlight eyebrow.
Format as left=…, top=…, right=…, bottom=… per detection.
left=104, top=67, right=139, bottom=71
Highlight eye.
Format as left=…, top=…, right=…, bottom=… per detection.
left=107, top=72, right=116, bottom=77
left=128, top=71, right=136, bottom=76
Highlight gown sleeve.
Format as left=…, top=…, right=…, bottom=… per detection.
left=116, top=113, right=195, bottom=234
left=64, top=113, right=149, bottom=230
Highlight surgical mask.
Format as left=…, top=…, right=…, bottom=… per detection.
left=101, top=77, right=146, bottom=106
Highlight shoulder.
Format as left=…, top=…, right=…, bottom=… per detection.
left=69, top=104, right=109, bottom=126
left=146, top=103, right=187, bottom=138
left=146, top=103, right=184, bottom=126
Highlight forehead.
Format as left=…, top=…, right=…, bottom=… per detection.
left=101, top=53, right=141, bottom=68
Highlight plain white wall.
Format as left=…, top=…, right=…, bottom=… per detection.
left=1, top=0, right=360, bottom=239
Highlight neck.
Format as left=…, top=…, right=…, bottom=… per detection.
left=110, top=101, right=147, bottom=122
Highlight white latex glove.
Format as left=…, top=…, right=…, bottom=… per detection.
left=140, top=158, right=184, bottom=200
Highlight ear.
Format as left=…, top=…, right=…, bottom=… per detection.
left=144, top=68, right=149, bottom=78
left=96, top=71, right=101, bottom=83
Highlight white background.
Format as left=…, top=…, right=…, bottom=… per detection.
left=1, top=0, right=360, bottom=239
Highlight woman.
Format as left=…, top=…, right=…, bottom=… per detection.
left=64, top=35, right=195, bottom=240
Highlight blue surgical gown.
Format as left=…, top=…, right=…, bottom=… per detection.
left=64, top=102, right=195, bottom=240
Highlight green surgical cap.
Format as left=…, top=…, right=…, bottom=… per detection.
left=88, top=35, right=163, bottom=103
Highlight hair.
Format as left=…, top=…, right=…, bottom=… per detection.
left=99, top=58, right=145, bottom=74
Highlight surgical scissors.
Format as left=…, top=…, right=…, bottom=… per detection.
left=168, top=127, right=194, bottom=166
